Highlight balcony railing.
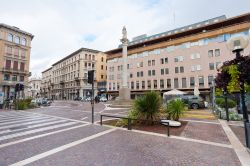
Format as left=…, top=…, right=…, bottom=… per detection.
left=2, top=68, right=29, bottom=75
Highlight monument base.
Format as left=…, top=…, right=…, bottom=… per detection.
left=109, top=87, right=132, bottom=108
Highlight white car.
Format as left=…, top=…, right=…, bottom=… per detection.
left=100, top=97, right=107, bottom=102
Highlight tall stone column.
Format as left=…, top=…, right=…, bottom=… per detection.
left=119, top=26, right=130, bottom=100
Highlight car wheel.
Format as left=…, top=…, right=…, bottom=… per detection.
left=192, top=103, right=199, bottom=109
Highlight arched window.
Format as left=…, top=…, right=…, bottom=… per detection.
left=21, top=38, right=27, bottom=46
left=8, top=33, right=13, bottom=42
left=14, top=36, right=20, bottom=44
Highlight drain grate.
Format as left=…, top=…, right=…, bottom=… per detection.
left=9, top=126, right=28, bottom=130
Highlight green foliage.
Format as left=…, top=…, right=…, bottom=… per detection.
left=116, top=109, right=139, bottom=126
left=215, top=98, right=236, bottom=108
left=164, top=99, right=186, bottom=121
left=132, top=91, right=162, bottom=122
left=227, top=65, right=240, bottom=93
left=15, top=98, right=36, bottom=110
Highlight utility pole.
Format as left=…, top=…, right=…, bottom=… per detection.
left=88, top=70, right=95, bottom=123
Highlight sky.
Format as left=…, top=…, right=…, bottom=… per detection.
left=0, top=0, right=250, bottom=77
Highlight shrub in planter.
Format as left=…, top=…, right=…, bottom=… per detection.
left=215, top=98, right=236, bottom=108
left=164, top=99, right=186, bottom=121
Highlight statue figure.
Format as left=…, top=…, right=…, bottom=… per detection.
left=122, top=26, right=127, bottom=39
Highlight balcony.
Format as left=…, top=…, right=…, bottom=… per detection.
left=60, top=80, right=65, bottom=85
left=2, top=68, right=29, bottom=75
left=74, top=77, right=80, bottom=81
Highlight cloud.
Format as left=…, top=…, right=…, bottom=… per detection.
left=0, top=0, right=250, bottom=76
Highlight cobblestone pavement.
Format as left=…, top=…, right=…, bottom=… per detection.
left=0, top=101, right=242, bottom=166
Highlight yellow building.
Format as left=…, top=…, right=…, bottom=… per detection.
left=96, top=52, right=107, bottom=95
left=0, top=23, right=34, bottom=99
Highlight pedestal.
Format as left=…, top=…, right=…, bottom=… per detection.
left=119, top=87, right=130, bottom=100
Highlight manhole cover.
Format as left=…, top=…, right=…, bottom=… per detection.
left=9, top=126, right=28, bottom=130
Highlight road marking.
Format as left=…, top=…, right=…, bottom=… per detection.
left=0, top=124, right=90, bottom=149
left=0, top=117, right=57, bottom=130
left=0, top=119, right=68, bottom=135
left=0, top=116, right=50, bottom=126
left=0, top=115, right=44, bottom=122
left=81, top=117, right=88, bottom=120
left=219, top=119, right=250, bottom=166
left=0, top=121, right=78, bottom=141
left=20, top=111, right=90, bottom=124
left=10, top=128, right=116, bottom=166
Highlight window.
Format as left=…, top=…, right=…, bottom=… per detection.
left=12, top=75, right=17, bottom=81
left=136, top=81, right=140, bottom=89
left=154, top=80, right=157, bottom=89
left=190, top=77, right=195, bottom=87
left=20, top=50, right=26, bottom=58
left=152, top=70, right=155, bottom=76
left=161, top=58, right=164, bottom=64
left=137, top=72, right=140, bottom=77
left=216, top=62, right=221, bottom=69
left=92, top=55, right=95, bottom=60
left=208, top=75, right=214, bottom=86
left=101, top=75, right=104, bottom=79
left=215, top=49, right=220, bottom=57
left=209, top=63, right=214, bottom=70
left=182, top=78, right=187, bottom=88
left=4, top=74, right=10, bottom=81
left=13, top=61, right=18, bottom=70
left=20, top=62, right=25, bottom=71
left=165, top=68, right=169, bottom=74
left=167, top=79, right=171, bottom=88
left=6, top=46, right=12, bottom=54
left=101, top=57, right=104, bottom=62
left=148, top=70, right=151, bottom=76
left=152, top=60, right=155, bottom=66
left=147, top=80, right=151, bottom=89
left=140, top=71, right=143, bottom=77
left=14, top=48, right=19, bottom=56
left=148, top=60, right=151, bottom=66
left=5, top=60, right=11, bottom=69
left=196, top=65, right=201, bottom=71
left=165, top=58, right=168, bottom=63
left=131, top=82, right=134, bottom=89
left=14, top=36, right=20, bottom=44
left=130, top=73, right=133, bottom=78
left=199, top=76, right=204, bottom=87
left=85, top=54, right=88, bottom=59
left=174, top=57, right=178, bottom=62
left=175, top=67, right=179, bottom=73
left=21, top=38, right=27, bottom=46
left=85, top=62, right=87, bottom=68
left=180, top=66, right=184, bottom=73
left=101, top=65, right=103, bottom=70
left=161, top=69, right=164, bottom=75
left=89, top=55, right=91, bottom=60
left=20, top=76, right=24, bottom=82
left=174, top=78, right=179, bottom=88
left=8, top=33, right=13, bottom=42
left=174, top=56, right=183, bottom=62
left=160, top=79, right=164, bottom=88
left=208, top=50, right=213, bottom=57
left=142, top=81, right=145, bottom=89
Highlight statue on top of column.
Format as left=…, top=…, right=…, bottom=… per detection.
left=122, top=26, right=127, bottom=39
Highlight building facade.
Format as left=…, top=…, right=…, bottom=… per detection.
left=41, top=67, right=52, bottom=98
left=41, top=48, right=103, bottom=100
left=0, top=23, right=34, bottom=99
left=96, top=52, right=107, bottom=95
left=106, top=13, right=250, bottom=100
left=27, top=77, right=41, bottom=98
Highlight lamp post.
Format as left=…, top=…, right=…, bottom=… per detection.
left=227, top=35, right=250, bottom=148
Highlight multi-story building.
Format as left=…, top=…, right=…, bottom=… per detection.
left=41, top=67, right=52, bottom=98
left=42, top=48, right=102, bottom=100
left=27, top=77, right=41, bottom=98
left=96, top=52, right=107, bottom=95
left=0, top=23, right=34, bottom=99
left=106, top=13, right=250, bottom=100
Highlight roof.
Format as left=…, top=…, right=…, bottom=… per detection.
left=52, top=47, right=101, bottom=66
left=0, top=23, right=34, bottom=39
left=41, top=67, right=52, bottom=73
left=105, top=12, right=250, bottom=56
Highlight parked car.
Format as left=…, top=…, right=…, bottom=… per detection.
left=179, top=95, right=205, bottom=109
left=74, top=97, right=82, bottom=101
left=99, top=97, right=107, bottom=102
left=85, top=97, right=92, bottom=102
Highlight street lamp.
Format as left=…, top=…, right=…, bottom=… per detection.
left=227, top=35, right=250, bottom=148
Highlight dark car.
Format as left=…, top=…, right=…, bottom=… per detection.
left=180, top=95, right=205, bottom=109
left=74, top=97, right=82, bottom=101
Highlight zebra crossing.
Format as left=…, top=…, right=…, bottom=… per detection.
left=0, top=111, right=87, bottom=144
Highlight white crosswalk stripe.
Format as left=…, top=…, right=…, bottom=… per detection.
left=0, top=111, right=83, bottom=143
